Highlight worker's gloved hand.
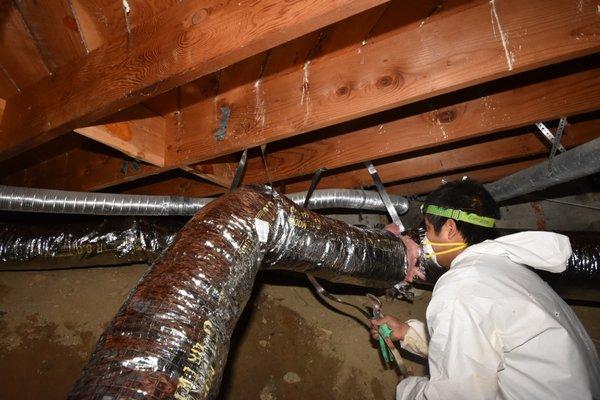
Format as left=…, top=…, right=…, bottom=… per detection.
left=370, top=315, right=410, bottom=341
left=384, top=223, right=425, bottom=283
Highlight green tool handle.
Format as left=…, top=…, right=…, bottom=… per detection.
left=378, top=324, right=409, bottom=377
left=378, top=324, right=393, bottom=363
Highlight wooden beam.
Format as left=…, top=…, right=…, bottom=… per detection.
left=119, top=159, right=541, bottom=199
left=9, top=66, right=599, bottom=195
left=123, top=176, right=224, bottom=198
left=0, top=0, right=388, bottom=161
left=168, top=0, right=600, bottom=166
left=181, top=155, right=237, bottom=189
left=0, top=1, right=49, bottom=89
left=0, top=66, right=18, bottom=100
left=0, top=147, right=167, bottom=192
left=74, top=104, right=167, bottom=166
left=239, top=68, right=600, bottom=186
left=106, top=118, right=596, bottom=198
left=15, top=0, right=87, bottom=71
left=70, top=0, right=128, bottom=51
left=180, top=166, right=230, bottom=189
left=137, top=117, right=598, bottom=198
left=281, top=118, right=600, bottom=193
left=386, top=159, right=542, bottom=196
left=125, top=0, right=180, bottom=31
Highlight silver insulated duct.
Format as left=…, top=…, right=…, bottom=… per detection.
left=0, top=185, right=408, bottom=216
left=486, top=137, right=600, bottom=202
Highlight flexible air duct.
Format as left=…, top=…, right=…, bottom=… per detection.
left=0, top=185, right=408, bottom=216
left=68, top=186, right=408, bottom=399
left=0, top=217, right=182, bottom=270
left=486, top=137, right=600, bottom=202
left=2, top=219, right=598, bottom=286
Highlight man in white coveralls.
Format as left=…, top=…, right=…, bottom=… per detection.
left=373, top=179, right=600, bottom=400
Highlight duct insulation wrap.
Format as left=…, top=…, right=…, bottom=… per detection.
left=68, top=186, right=407, bottom=399
left=0, top=217, right=183, bottom=270
left=2, top=219, right=599, bottom=286
left=485, top=136, right=600, bottom=202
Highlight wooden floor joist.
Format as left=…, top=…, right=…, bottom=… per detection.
left=281, top=118, right=600, bottom=193
left=168, top=0, right=600, bottom=166
left=227, top=68, right=600, bottom=186
left=0, top=0, right=388, bottom=161
left=0, top=1, right=49, bottom=89
left=122, top=116, right=599, bottom=198
left=5, top=67, right=599, bottom=196
left=0, top=148, right=167, bottom=192
left=1, top=0, right=598, bottom=200
left=15, top=0, right=87, bottom=72
left=123, top=176, right=224, bottom=198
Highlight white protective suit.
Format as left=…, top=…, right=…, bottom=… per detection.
left=397, top=231, right=600, bottom=400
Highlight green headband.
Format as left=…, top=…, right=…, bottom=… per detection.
left=424, top=205, right=496, bottom=228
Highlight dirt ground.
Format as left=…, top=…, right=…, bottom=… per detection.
left=0, top=265, right=598, bottom=400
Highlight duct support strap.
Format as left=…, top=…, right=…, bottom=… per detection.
left=68, top=186, right=407, bottom=399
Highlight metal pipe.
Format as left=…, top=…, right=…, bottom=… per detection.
left=0, top=185, right=408, bottom=216
left=68, top=186, right=407, bottom=399
left=0, top=185, right=210, bottom=216
left=486, top=137, right=600, bottom=202
left=289, top=188, right=408, bottom=213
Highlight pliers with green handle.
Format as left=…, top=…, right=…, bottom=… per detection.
left=367, top=294, right=409, bottom=377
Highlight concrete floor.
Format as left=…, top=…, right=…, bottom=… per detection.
left=0, top=264, right=599, bottom=399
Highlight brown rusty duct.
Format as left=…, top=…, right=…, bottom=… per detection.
left=68, top=186, right=407, bottom=399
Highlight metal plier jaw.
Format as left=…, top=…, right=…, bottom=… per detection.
left=390, top=281, right=415, bottom=302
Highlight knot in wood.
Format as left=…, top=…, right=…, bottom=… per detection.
left=435, top=109, right=456, bottom=123
left=335, top=86, right=350, bottom=97
left=192, top=9, right=209, bottom=25
left=376, top=75, right=393, bottom=89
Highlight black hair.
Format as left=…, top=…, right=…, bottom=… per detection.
left=423, top=179, right=500, bottom=245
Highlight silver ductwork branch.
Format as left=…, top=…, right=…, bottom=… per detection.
left=2, top=220, right=598, bottom=299
left=288, top=189, right=408, bottom=213
left=486, top=137, right=600, bottom=202
left=0, top=185, right=407, bottom=216
left=0, top=218, right=182, bottom=270
left=68, top=186, right=407, bottom=399
left=0, top=185, right=210, bottom=215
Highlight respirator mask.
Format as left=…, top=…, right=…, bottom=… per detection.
left=421, top=236, right=467, bottom=268
left=415, top=204, right=496, bottom=283
left=414, top=228, right=459, bottom=283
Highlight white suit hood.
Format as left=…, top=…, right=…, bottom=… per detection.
left=454, top=231, right=572, bottom=273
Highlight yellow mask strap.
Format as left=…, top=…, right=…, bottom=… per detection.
left=425, top=240, right=466, bottom=247
left=426, top=244, right=467, bottom=257
left=423, top=238, right=467, bottom=258
left=426, top=243, right=467, bottom=258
